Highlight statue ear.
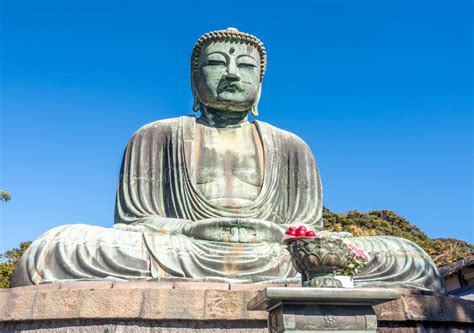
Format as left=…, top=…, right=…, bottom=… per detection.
left=250, top=105, right=258, bottom=117
left=192, top=95, right=200, bottom=112
left=191, top=76, right=200, bottom=112
left=250, top=84, right=262, bottom=117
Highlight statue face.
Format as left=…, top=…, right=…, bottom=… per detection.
left=194, top=41, right=261, bottom=112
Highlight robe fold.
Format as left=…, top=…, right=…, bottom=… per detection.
left=12, top=116, right=444, bottom=292
left=115, top=116, right=322, bottom=225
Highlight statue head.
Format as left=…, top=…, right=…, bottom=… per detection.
left=191, top=28, right=267, bottom=117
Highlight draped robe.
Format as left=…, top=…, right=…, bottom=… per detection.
left=12, top=116, right=444, bottom=292
left=116, top=116, right=322, bottom=227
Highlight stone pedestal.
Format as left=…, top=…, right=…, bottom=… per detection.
left=1, top=281, right=473, bottom=332
left=248, top=287, right=400, bottom=332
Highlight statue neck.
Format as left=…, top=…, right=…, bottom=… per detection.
left=198, top=106, right=249, bottom=128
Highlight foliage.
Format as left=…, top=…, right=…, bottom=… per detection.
left=323, top=208, right=473, bottom=266
left=0, top=190, right=11, bottom=202
left=0, top=241, right=31, bottom=288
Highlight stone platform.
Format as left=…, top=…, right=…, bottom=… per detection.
left=1, top=281, right=473, bottom=332
left=248, top=287, right=402, bottom=332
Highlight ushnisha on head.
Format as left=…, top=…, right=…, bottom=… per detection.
left=191, top=28, right=267, bottom=117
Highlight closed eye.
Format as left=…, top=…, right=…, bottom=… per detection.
left=207, top=60, right=226, bottom=66
left=238, top=63, right=256, bottom=68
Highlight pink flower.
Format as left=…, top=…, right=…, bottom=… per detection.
left=348, top=246, right=368, bottom=260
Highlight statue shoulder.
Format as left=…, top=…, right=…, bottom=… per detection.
left=256, top=120, right=313, bottom=154
left=130, top=115, right=192, bottom=139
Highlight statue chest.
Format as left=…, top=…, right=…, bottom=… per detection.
left=193, top=123, right=264, bottom=206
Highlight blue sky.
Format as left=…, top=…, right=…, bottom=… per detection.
left=1, top=0, right=472, bottom=252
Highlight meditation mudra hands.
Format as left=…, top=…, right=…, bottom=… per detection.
left=182, top=218, right=288, bottom=243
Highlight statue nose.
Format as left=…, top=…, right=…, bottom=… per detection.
left=224, top=72, right=241, bottom=81
left=225, top=61, right=241, bottom=81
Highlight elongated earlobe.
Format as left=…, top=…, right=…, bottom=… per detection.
left=193, top=96, right=200, bottom=112
left=251, top=84, right=262, bottom=117
left=191, top=77, right=200, bottom=112
left=250, top=105, right=258, bottom=117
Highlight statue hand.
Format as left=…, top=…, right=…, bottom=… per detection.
left=183, top=217, right=286, bottom=243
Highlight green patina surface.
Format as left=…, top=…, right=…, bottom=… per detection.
left=12, top=29, right=444, bottom=293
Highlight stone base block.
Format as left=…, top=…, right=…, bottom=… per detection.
left=0, top=281, right=473, bottom=332
left=248, top=287, right=400, bottom=332
left=1, top=319, right=267, bottom=333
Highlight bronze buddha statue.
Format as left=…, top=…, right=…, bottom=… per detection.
left=13, top=28, right=444, bottom=292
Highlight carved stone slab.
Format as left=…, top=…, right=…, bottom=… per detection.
left=248, top=287, right=400, bottom=332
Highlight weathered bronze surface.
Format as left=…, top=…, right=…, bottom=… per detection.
left=12, top=28, right=444, bottom=292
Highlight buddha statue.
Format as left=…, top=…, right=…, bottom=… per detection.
left=12, top=28, right=444, bottom=292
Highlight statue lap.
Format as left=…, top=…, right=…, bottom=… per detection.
left=13, top=223, right=444, bottom=292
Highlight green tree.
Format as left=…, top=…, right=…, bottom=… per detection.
left=323, top=209, right=473, bottom=266
left=0, top=241, right=31, bottom=288
left=0, top=190, right=11, bottom=202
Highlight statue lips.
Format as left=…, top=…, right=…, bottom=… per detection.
left=217, top=80, right=244, bottom=94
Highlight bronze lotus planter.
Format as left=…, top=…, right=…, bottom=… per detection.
left=287, top=237, right=349, bottom=288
